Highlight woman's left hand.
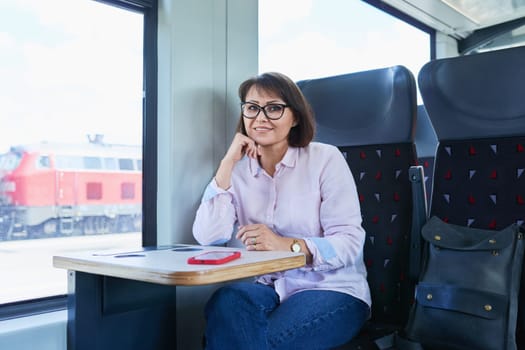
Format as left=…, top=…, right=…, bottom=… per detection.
left=236, top=224, right=287, bottom=251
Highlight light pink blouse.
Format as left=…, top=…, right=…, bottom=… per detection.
left=192, top=142, right=371, bottom=306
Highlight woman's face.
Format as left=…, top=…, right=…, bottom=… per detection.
left=243, top=85, right=296, bottom=149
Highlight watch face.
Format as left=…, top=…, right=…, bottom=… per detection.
left=292, top=242, right=301, bottom=253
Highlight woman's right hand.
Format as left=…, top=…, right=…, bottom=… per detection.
left=223, top=132, right=259, bottom=163
left=215, top=133, right=259, bottom=190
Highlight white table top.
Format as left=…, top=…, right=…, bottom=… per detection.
left=53, top=244, right=306, bottom=286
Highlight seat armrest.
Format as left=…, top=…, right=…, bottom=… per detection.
left=409, top=165, right=428, bottom=282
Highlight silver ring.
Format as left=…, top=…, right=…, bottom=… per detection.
left=251, top=237, right=256, bottom=245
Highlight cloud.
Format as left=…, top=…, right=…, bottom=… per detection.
left=259, top=0, right=313, bottom=37
left=0, top=32, right=15, bottom=49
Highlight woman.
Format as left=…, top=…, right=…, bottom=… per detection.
left=192, top=72, right=370, bottom=349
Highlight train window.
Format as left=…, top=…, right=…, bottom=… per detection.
left=136, top=159, right=142, bottom=171
left=258, top=0, right=432, bottom=102
left=118, top=158, right=135, bottom=171
left=55, top=155, right=83, bottom=169
left=37, top=156, right=51, bottom=169
left=0, top=153, right=21, bottom=171
left=84, top=156, right=103, bottom=170
left=0, top=0, right=156, bottom=312
left=103, top=157, right=118, bottom=170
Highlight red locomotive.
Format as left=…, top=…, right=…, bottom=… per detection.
left=0, top=138, right=142, bottom=240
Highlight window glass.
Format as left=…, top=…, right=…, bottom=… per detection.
left=258, top=0, right=431, bottom=103
left=84, top=156, right=102, bottom=170
left=118, top=158, right=135, bottom=171
left=103, top=157, right=118, bottom=170
left=0, top=152, right=22, bottom=171
left=55, top=155, right=83, bottom=169
left=37, top=155, right=51, bottom=169
left=0, top=0, right=143, bottom=304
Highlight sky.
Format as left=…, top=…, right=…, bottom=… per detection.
left=0, top=0, right=143, bottom=153
left=0, top=0, right=430, bottom=153
left=258, top=0, right=430, bottom=83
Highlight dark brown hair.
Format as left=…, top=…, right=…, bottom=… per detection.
left=236, top=72, right=315, bottom=147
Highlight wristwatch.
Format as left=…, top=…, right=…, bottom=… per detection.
left=290, top=239, right=301, bottom=253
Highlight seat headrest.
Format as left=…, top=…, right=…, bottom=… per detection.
left=298, top=65, right=417, bottom=146
left=418, top=46, right=525, bottom=140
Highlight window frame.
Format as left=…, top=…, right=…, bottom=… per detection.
left=0, top=0, right=157, bottom=320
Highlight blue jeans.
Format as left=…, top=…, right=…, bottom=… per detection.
left=204, top=282, right=370, bottom=350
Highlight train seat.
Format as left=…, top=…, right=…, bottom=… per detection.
left=297, top=65, right=423, bottom=349
left=418, top=45, right=525, bottom=348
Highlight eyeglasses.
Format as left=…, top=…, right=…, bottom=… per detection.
left=241, top=102, right=289, bottom=120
